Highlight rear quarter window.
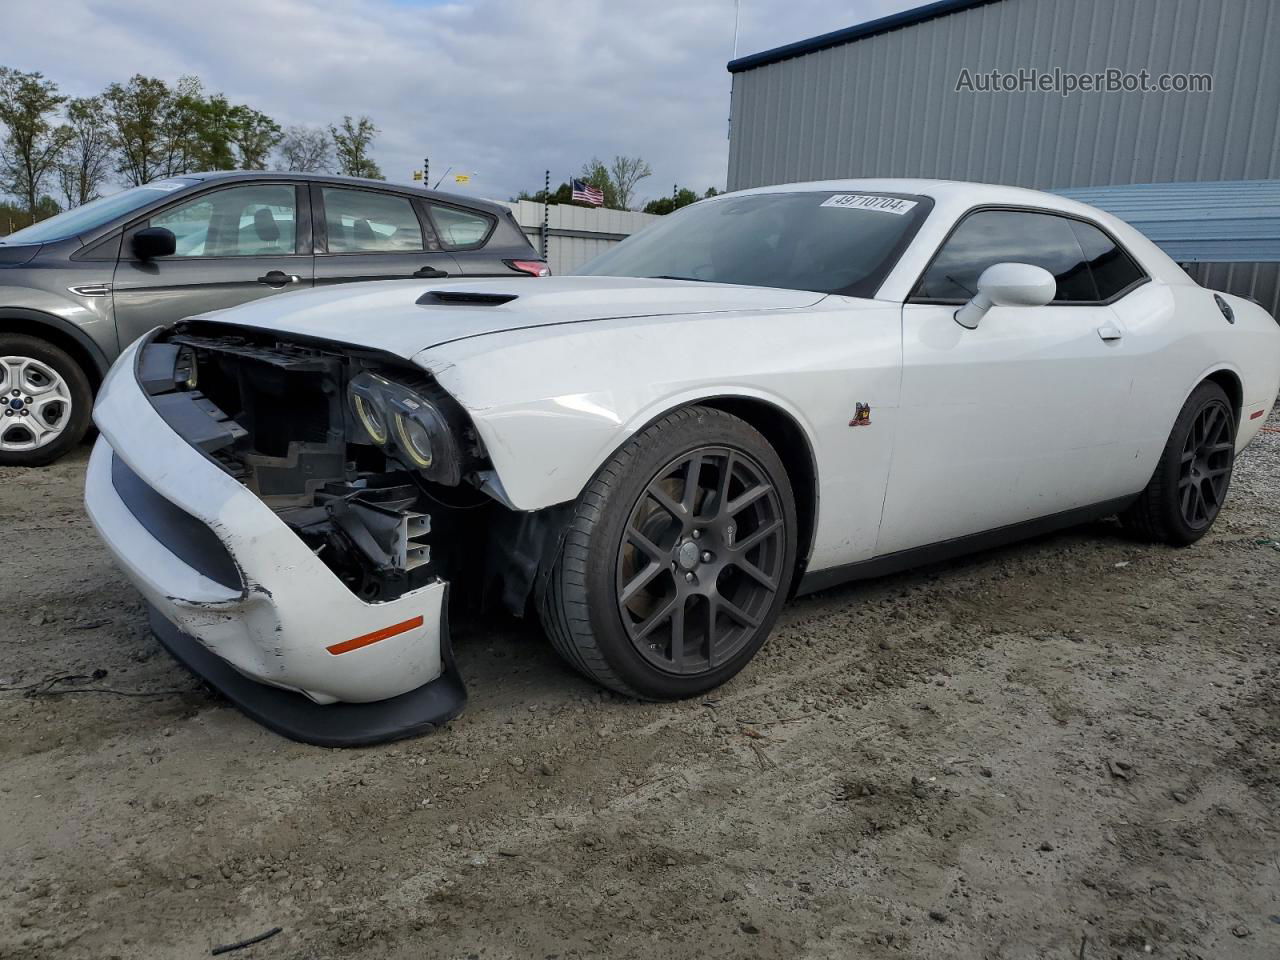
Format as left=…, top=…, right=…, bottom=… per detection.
left=1068, top=219, right=1146, bottom=300
left=428, top=205, right=494, bottom=250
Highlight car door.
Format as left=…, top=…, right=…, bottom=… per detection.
left=875, top=207, right=1145, bottom=556
left=312, top=185, right=459, bottom=286
left=112, top=181, right=313, bottom=347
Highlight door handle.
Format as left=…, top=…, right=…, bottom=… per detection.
left=258, top=270, right=300, bottom=287
left=1097, top=321, right=1123, bottom=342
left=413, top=266, right=449, bottom=279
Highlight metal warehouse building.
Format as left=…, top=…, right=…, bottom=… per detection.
left=726, top=0, right=1280, bottom=314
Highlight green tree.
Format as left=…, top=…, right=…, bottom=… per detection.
left=0, top=68, right=71, bottom=217
left=185, top=89, right=237, bottom=172
left=608, top=155, right=652, bottom=210
left=330, top=116, right=382, bottom=179
left=0, top=194, right=61, bottom=234
left=57, top=95, right=113, bottom=207
left=159, top=75, right=212, bottom=176
left=515, top=181, right=573, bottom=204
left=643, top=186, right=701, bottom=215
left=231, top=106, right=281, bottom=169
left=102, top=74, right=170, bottom=185
left=578, top=157, right=619, bottom=209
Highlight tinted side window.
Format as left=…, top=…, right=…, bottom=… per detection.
left=915, top=210, right=1098, bottom=303
left=429, top=205, right=493, bottom=249
left=150, top=184, right=297, bottom=258
left=322, top=188, right=423, bottom=253
left=1069, top=219, right=1145, bottom=300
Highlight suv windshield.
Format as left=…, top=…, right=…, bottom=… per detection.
left=1, top=179, right=199, bottom=245
left=576, top=191, right=932, bottom=296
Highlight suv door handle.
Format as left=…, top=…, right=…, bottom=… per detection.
left=258, top=270, right=300, bottom=287
left=1097, top=321, right=1123, bottom=342
left=413, top=266, right=448, bottom=279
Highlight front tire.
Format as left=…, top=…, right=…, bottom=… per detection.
left=0, top=334, right=93, bottom=467
left=540, top=406, right=797, bottom=700
left=1121, top=381, right=1236, bottom=545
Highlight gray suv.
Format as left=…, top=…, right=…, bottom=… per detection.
left=0, top=170, right=545, bottom=466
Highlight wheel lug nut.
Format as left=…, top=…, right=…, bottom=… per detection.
left=684, top=572, right=695, bottom=583
left=692, top=529, right=701, bottom=539
left=701, top=551, right=712, bottom=563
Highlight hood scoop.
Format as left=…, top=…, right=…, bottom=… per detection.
left=417, top=290, right=518, bottom=307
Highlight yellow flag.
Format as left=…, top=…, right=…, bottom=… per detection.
left=453, top=173, right=471, bottom=184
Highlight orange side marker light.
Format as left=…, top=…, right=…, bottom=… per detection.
left=326, top=615, right=424, bottom=655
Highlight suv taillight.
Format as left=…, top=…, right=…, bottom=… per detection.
left=505, top=259, right=550, bottom=277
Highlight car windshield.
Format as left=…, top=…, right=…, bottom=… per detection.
left=1, top=179, right=199, bottom=245
left=576, top=190, right=932, bottom=296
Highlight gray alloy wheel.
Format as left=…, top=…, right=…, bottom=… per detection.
left=0, top=334, right=94, bottom=467
left=0, top=355, right=74, bottom=452
left=615, top=445, right=787, bottom=676
left=540, top=405, right=797, bottom=700
left=1176, top=397, right=1234, bottom=531
left=1121, top=380, right=1236, bottom=546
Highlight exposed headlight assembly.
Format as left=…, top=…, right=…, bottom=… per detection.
left=347, top=371, right=463, bottom=485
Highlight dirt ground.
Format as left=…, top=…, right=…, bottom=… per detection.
left=2, top=414, right=1278, bottom=960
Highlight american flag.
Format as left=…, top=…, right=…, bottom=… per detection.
left=571, top=178, right=604, bottom=207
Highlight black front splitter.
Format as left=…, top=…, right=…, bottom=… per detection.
left=146, top=602, right=467, bottom=747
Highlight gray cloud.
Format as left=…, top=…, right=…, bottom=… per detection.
left=2, top=0, right=913, bottom=205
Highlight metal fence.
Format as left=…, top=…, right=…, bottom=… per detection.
left=501, top=201, right=661, bottom=275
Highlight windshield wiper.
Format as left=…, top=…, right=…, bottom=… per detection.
left=646, top=274, right=712, bottom=283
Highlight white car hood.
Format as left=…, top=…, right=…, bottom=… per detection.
left=195, top=276, right=825, bottom=359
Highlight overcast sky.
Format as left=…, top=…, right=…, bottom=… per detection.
left=2, top=0, right=917, bottom=206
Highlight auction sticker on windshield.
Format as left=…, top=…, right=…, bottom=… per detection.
left=820, top=194, right=919, bottom=214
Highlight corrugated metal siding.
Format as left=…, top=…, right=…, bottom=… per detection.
left=727, top=0, right=1280, bottom=192
left=500, top=201, right=661, bottom=275
left=1054, top=180, right=1280, bottom=262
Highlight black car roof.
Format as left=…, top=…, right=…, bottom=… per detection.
left=182, top=169, right=510, bottom=215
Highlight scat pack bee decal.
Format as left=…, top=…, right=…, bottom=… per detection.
left=849, top=402, right=872, bottom=427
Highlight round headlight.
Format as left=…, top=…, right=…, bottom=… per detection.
left=394, top=412, right=434, bottom=468
left=352, top=392, right=389, bottom=444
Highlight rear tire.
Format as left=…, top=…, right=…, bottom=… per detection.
left=0, top=334, right=93, bottom=467
left=540, top=406, right=797, bottom=700
left=1121, top=381, right=1235, bottom=545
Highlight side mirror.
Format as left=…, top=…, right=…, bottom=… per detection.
left=131, top=226, right=176, bottom=261
left=954, top=262, right=1056, bottom=329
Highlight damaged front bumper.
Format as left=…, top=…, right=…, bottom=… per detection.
left=84, top=338, right=466, bottom=746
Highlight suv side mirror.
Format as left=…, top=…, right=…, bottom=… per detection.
left=954, top=262, right=1056, bottom=329
left=131, top=226, right=176, bottom=261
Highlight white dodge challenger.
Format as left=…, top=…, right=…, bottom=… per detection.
left=85, top=179, right=1280, bottom=745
